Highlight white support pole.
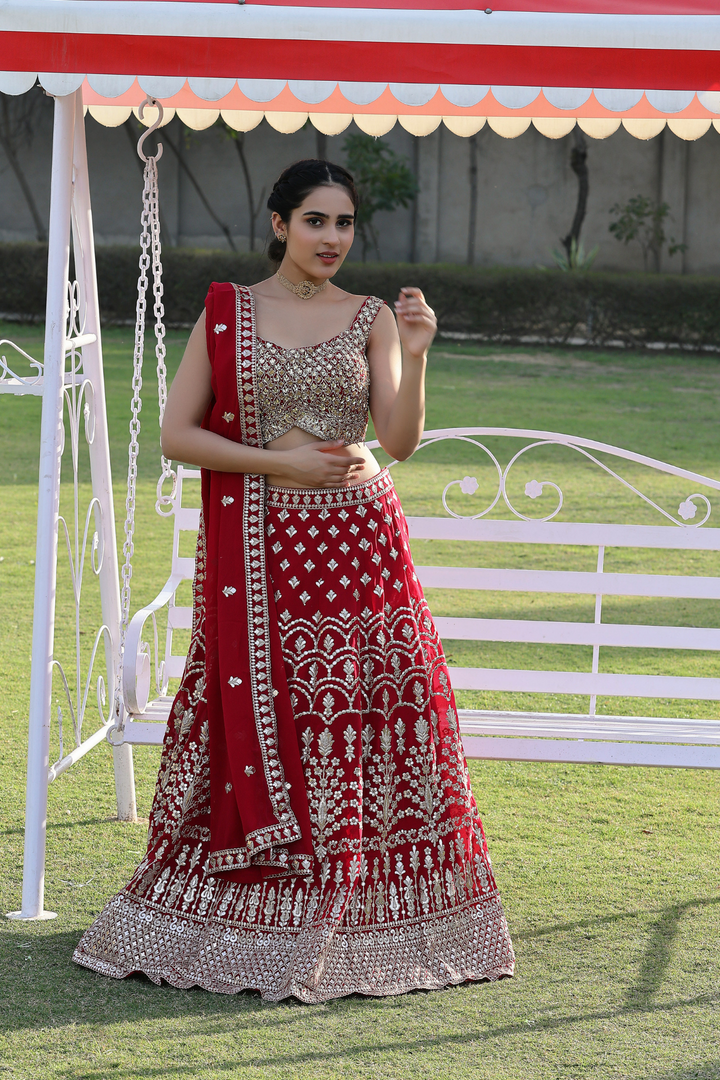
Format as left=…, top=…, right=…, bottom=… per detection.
left=7, top=93, right=77, bottom=921
left=70, top=94, right=137, bottom=822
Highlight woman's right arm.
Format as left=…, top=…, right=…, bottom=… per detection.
left=161, top=311, right=268, bottom=472
left=161, top=311, right=363, bottom=485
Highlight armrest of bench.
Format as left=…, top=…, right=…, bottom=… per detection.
left=122, top=572, right=187, bottom=716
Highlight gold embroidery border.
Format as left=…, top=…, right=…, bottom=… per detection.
left=228, top=284, right=298, bottom=841
left=266, top=467, right=394, bottom=509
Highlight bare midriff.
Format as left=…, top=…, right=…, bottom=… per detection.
left=264, top=426, right=381, bottom=489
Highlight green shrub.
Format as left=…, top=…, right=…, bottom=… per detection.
left=2, top=241, right=720, bottom=349
left=0, top=243, right=269, bottom=327
left=95, top=247, right=269, bottom=325
left=0, top=241, right=49, bottom=319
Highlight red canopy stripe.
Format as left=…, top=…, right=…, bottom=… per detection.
left=2, top=1, right=720, bottom=90
left=3, top=32, right=720, bottom=91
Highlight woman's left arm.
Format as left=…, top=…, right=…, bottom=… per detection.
left=368, top=287, right=437, bottom=461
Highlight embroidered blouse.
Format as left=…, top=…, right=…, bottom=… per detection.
left=255, top=295, right=384, bottom=446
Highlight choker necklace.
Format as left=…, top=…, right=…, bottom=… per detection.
left=276, top=270, right=328, bottom=300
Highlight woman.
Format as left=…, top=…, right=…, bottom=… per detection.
left=74, top=159, right=515, bottom=1002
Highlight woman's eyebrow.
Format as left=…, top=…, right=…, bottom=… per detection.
left=301, top=211, right=356, bottom=219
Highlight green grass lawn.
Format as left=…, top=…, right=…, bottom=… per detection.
left=1, top=322, right=719, bottom=1080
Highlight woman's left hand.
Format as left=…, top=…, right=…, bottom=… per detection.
left=394, top=287, right=437, bottom=359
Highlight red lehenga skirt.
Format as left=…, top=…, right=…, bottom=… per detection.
left=73, top=469, right=514, bottom=1002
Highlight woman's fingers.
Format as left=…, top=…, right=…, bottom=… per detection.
left=285, top=442, right=370, bottom=487
left=318, top=452, right=365, bottom=466
left=395, top=287, right=426, bottom=306
left=395, top=287, right=435, bottom=324
left=400, top=304, right=430, bottom=313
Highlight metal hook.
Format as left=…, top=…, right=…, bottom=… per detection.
left=136, top=95, right=165, bottom=164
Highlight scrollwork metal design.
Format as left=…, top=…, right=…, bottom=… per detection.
left=382, top=435, right=505, bottom=520
left=1, top=284, right=85, bottom=397
left=500, top=439, right=712, bottom=528
left=0, top=338, right=44, bottom=393
left=48, top=280, right=114, bottom=776
left=376, top=430, right=717, bottom=529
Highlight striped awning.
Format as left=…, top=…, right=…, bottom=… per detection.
left=2, top=1, right=720, bottom=138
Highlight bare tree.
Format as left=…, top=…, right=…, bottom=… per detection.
left=561, top=128, right=589, bottom=260
left=228, top=130, right=266, bottom=252
left=0, top=90, right=48, bottom=242
left=162, top=124, right=238, bottom=252
left=125, top=116, right=237, bottom=251
left=467, top=133, right=479, bottom=265
left=410, top=137, right=419, bottom=263
left=217, top=123, right=267, bottom=252
left=315, top=129, right=327, bottom=161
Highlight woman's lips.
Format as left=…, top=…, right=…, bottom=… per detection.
left=318, top=252, right=339, bottom=261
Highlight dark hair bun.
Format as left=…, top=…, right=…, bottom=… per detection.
left=266, top=159, right=359, bottom=265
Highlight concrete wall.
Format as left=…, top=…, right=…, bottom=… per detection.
left=2, top=91, right=720, bottom=273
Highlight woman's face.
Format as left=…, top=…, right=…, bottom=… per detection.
left=272, top=184, right=356, bottom=282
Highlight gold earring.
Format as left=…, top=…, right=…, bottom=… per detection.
left=277, top=233, right=287, bottom=243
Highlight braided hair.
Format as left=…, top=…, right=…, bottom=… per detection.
left=266, top=159, right=359, bottom=265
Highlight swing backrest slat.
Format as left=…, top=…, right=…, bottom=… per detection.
left=163, top=466, right=202, bottom=682
left=124, top=433, right=720, bottom=767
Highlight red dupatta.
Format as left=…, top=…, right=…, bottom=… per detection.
left=201, top=282, right=314, bottom=883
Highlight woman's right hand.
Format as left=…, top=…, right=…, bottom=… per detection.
left=273, top=440, right=366, bottom=487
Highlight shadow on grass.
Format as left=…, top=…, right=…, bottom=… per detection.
left=44, top=988, right=720, bottom=1077
left=2, top=895, right=718, bottom=1057
left=519, top=896, right=720, bottom=1016
left=515, top=895, right=720, bottom=945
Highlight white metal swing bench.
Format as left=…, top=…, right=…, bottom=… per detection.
left=109, top=104, right=720, bottom=771
left=8, top=95, right=720, bottom=930
left=9, top=7, right=720, bottom=929
left=99, top=101, right=720, bottom=772
left=118, top=430, right=720, bottom=771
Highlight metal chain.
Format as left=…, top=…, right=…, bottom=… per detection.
left=113, top=154, right=153, bottom=723
left=149, top=161, right=176, bottom=516
left=112, top=97, right=175, bottom=729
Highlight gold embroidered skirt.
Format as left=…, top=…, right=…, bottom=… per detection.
left=73, top=470, right=515, bottom=1001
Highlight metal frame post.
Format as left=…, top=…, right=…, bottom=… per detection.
left=69, top=94, right=137, bottom=822
left=8, top=92, right=76, bottom=920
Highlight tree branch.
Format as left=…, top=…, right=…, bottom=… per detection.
left=562, top=129, right=589, bottom=259
left=160, top=122, right=237, bottom=252
left=467, top=133, right=479, bottom=266
left=0, top=96, right=47, bottom=242
left=232, top=133, right=257, bottom=252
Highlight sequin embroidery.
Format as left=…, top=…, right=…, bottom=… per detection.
left=256, top=295, right=384, bottom=446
